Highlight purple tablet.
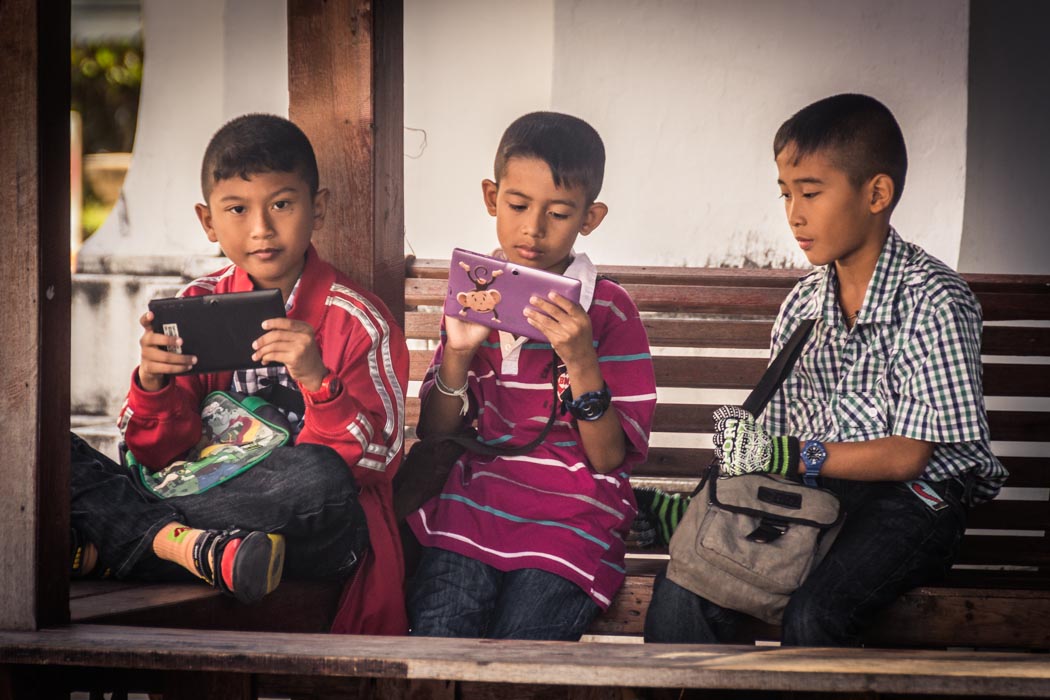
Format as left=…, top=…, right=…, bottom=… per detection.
left=444, top=248, right=583, bottom=341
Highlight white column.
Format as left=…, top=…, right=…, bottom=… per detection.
left=78, top=0, right=288, bottom=275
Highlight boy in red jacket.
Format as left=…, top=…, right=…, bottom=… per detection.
left=71, top=114, right=410, bottom=634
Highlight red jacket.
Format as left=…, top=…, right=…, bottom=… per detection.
left=118, top=245, right=409, bottom=635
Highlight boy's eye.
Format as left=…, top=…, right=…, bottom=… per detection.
left=272, top=200, right=290, bottom=211
left=802, top=191, right=820, bottom=199
left=549, top=211, right=570, bottom=221
left=779, top=192, right=791, bottom=200
left=508, top=203, right=527, bottom=212
left=228, top=205, right=246, bottom=214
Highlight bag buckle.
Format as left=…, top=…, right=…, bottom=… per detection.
left=746, top=518, right=789, bottom=543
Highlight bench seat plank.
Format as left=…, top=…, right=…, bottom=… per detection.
left=70, top=580, right=341, bottom=633
left=2, top=624, right=1049, bottom=696
left=594, top=575, right=1050, bottom=649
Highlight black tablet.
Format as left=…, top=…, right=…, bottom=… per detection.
left=148, top=289, right=286, bottom=374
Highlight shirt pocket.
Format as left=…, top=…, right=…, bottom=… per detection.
left=835, top=392, right=888, bottom=440
left=787, top=385, right=834, bottom=436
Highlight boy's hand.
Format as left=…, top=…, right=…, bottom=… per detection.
left=442, top=314, right=490, bottom=357
left=712, top=405, right=799, bottom=478
left=137, top=310, right=196, bottom=391
left=525, top=292, right=596, bottom=368
left=252, top=317, right=326, bottom=390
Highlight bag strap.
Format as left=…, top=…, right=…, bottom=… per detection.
left=424, top=350, right=561, bottom=458
left=743, top=318, right=816, bottom=417
left=693, top=318, right=816, bottom=495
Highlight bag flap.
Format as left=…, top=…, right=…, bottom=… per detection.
left=210, top=391, right=292, bottom=438
left=709, top=474, right=841, bottom=528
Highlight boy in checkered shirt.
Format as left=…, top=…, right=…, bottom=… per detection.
left=643, top=93, right=1006, bottom=646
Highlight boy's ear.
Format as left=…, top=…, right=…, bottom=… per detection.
left=579, top=201, right=609, bottom=237
left=312, top=188, right=329, bottom=230
left=481, top=179, right=499, bottom=216
left=868, top=174, right=894, bottom=215
left=195, top=203, right=219, bottom=243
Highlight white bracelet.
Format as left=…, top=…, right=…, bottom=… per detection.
left=434, top=366, right=470, bottom=416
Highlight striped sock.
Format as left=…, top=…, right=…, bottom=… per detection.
left=633, top=487, right=691, bottom=547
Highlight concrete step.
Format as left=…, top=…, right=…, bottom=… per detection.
left=71, top=416, right=121, bottom=462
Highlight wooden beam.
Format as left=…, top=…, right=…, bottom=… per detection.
left=288, top=0, right=406, bottom=324
left=4, top=625, right=1050, bottom=696
left=0, top=0, right=71, bottom=631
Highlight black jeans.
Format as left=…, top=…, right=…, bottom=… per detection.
left=643, top=476, right=967, bottom=646
left=70, top=432, right=369, bottom=582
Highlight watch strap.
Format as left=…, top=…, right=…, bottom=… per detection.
left=802, top=439, right=827, bottom=487
left=563, top=383, right=611, bottom=421
left=302, top=370, right=341, bottom=405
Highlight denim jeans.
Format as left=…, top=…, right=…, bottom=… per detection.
left=407, top=547, right=601, bottom=640
left=643, top=476, right=967, bottom=646
left=70, top=432, right=369, bottom=582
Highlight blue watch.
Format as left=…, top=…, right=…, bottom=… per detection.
left=801, top=439, right=827, bottom=487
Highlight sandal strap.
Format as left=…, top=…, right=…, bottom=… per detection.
left=193, top=528, right=251, bottom=595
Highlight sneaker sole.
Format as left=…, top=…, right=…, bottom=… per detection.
left=231, top=531, right=285, bottom=604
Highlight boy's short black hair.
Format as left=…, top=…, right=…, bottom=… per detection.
left=201, top=114, right=319, bottom=200
left=774, top=94, right=908, bottom=209
left=494, top=112, right=605, bottom=204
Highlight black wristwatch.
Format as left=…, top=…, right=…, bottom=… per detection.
left=563, top=384, right=612, bottom=422
left=801, top=439, right=827, bottom=487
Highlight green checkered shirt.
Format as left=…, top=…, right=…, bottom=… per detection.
left=762, top=229, right=1007, bottom=503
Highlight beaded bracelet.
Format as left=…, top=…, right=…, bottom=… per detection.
left=434, top=366, right=470, bottom=416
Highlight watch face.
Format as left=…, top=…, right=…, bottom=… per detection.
left=576, top=397, right=604, bottom=420
left=803, top=441, right=827, bottom=465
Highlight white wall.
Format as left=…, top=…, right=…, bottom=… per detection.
left=404, top=0, right=554, bottom=259
left=405, top=0, right=971, bottom=269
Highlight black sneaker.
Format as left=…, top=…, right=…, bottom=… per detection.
left=70, top=527, right=107, bottom=578
left=192, top=528, right=285, bottom=604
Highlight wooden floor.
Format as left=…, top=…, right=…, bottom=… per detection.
left=2, top=624, right=1050, bottom=697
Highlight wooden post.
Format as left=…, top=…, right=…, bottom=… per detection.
left=0, top=0, right=71, bottom=630
left=288, top=0, right=406, bottom=323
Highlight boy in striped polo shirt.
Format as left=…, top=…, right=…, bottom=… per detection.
left=406, top=112, right=657, bottom=640
left=644, top=94, right=1007, bottom=646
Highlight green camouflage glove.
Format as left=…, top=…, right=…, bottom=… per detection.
left=712, top=405, right=799, bottom=478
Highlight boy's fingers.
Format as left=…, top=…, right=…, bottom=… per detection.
left=252, top=330, right=313, bottom=354
left=546, top=292, right=580, bottom=313
left=142, top=345, right=196, bottom=365
left=260, top=317, right=314, bottom=334
left=530, top=294, right=571, bottom=315
left=142, top=330, right=181, bottom=347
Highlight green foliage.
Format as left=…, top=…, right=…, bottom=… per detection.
left=81, top=196, right=111, bottom=238
left=71, top=38, right=143, bottom=154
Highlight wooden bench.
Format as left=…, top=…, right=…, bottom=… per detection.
left=4, top=262, right=1048, bottom=699
left=4, top=624, right=1050, bottom=699
left=402, top=258, right=1050, bottom=651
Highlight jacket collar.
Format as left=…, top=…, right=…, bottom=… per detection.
left=226, top=244, right=334, bottom=328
